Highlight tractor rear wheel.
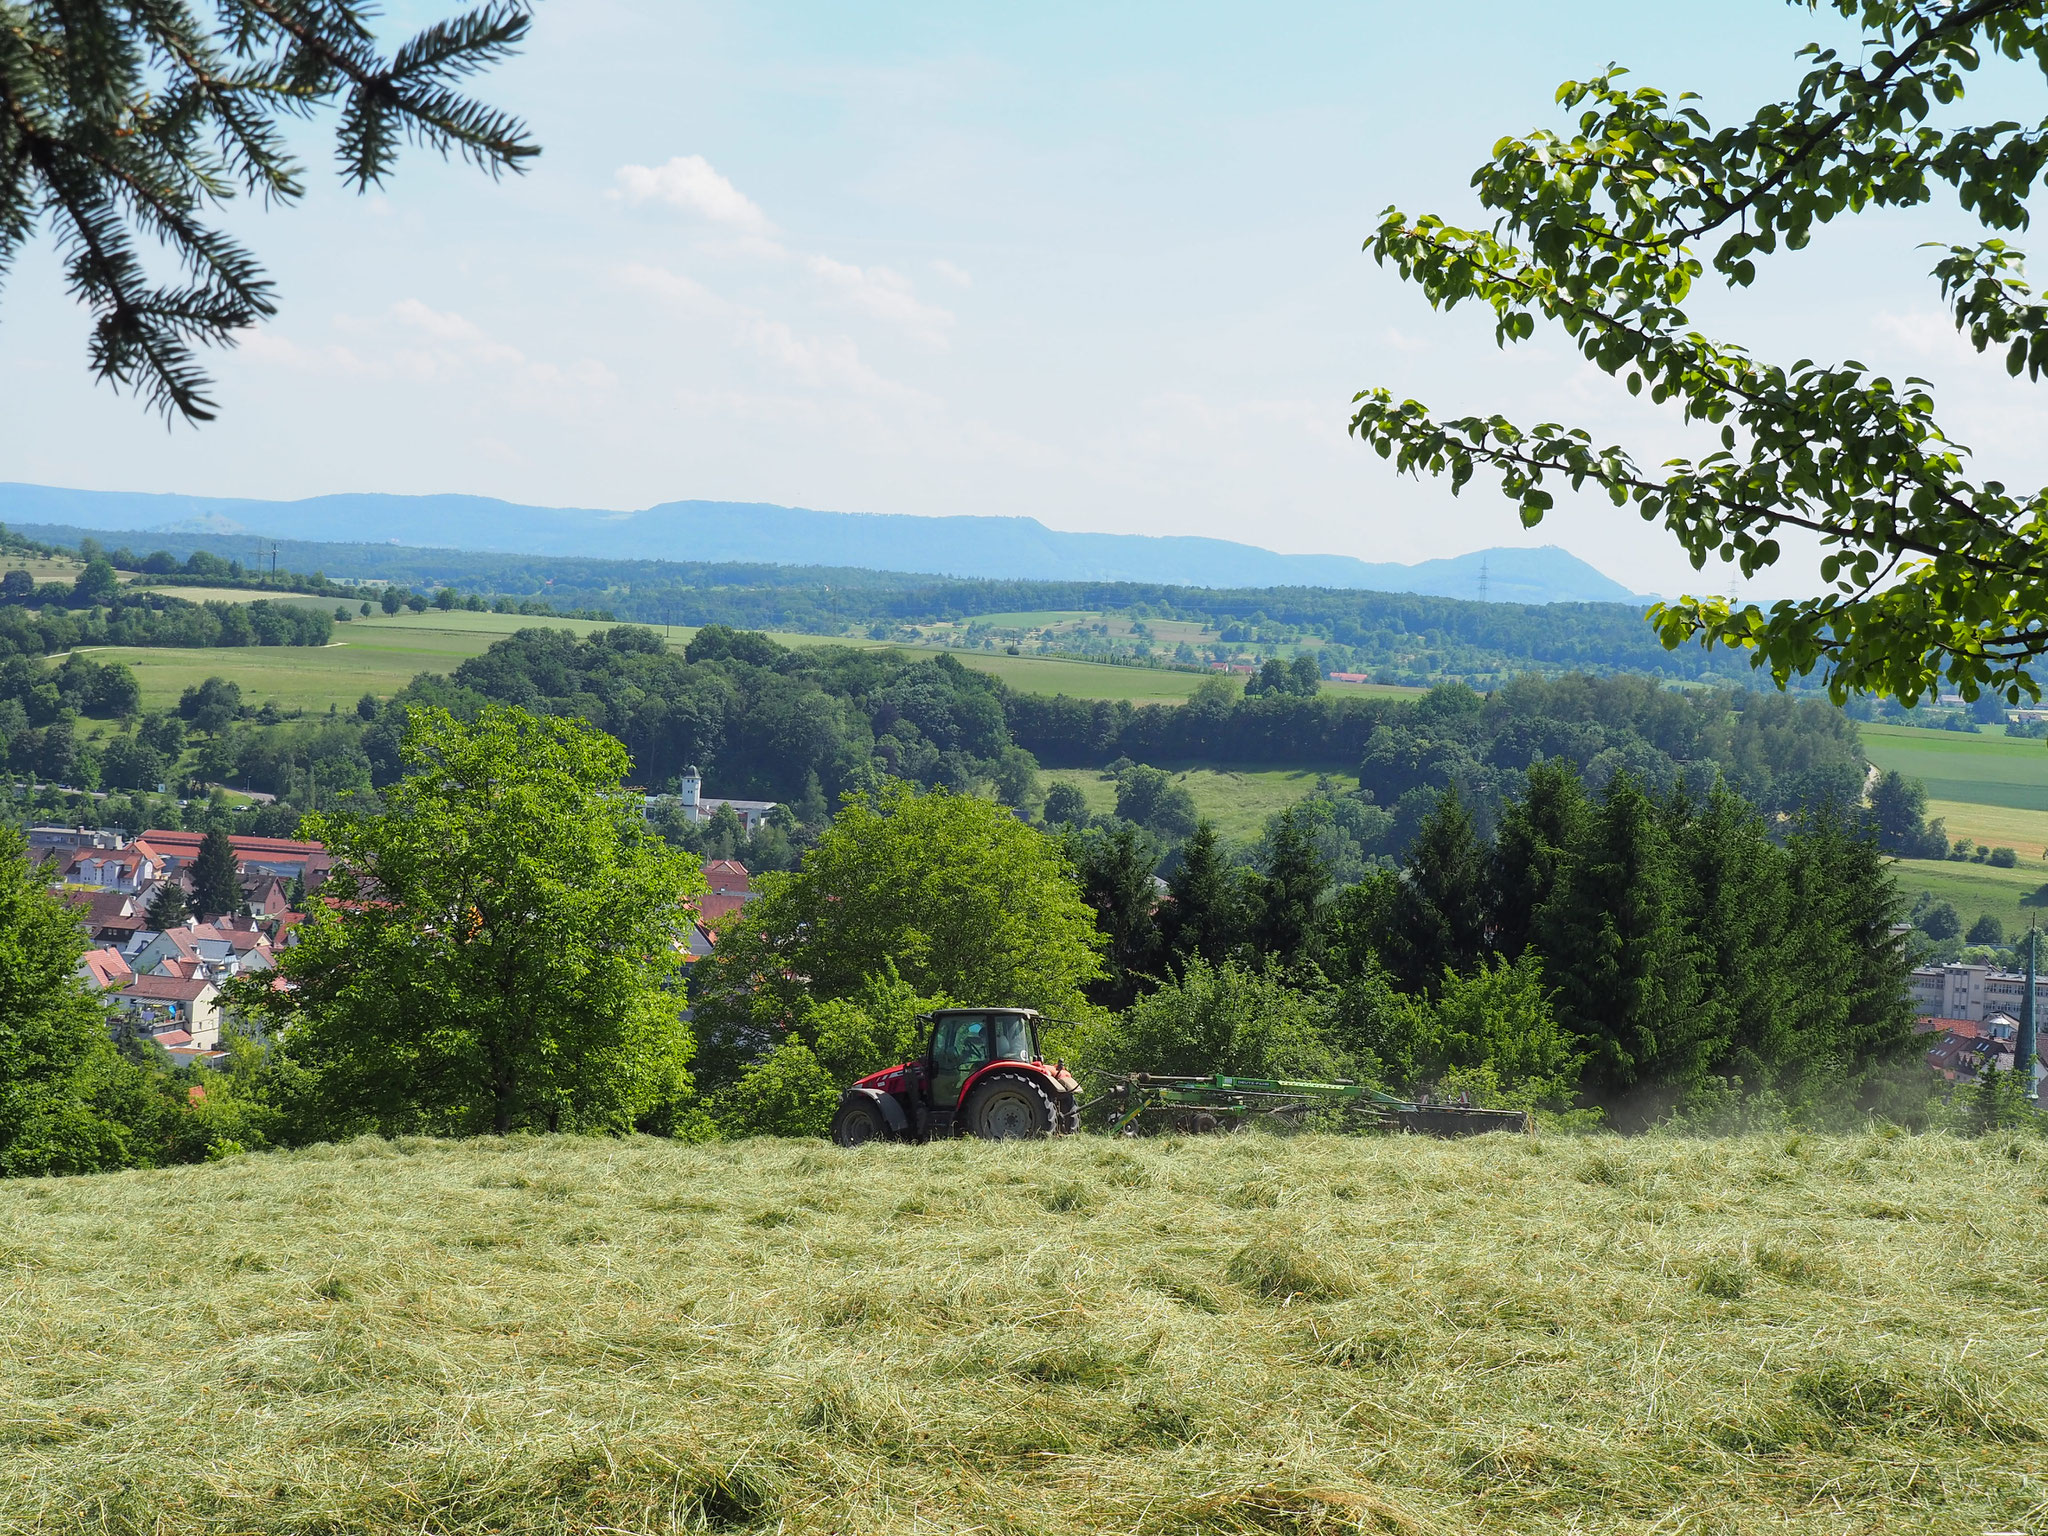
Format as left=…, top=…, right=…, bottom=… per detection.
left=964, top=1070, right=1059, bottom=1140
left=830, top=1097, right=891, bottom=1148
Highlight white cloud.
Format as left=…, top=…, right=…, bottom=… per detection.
left=243, top=303, right=615, bottom=408
left=612, top=157, right=952, bottom=343
left=612, top=155, right=774, bottom=234
left=622, top=262, right=917, bottom=399
left=805, top=256, right=953, bottom=346
left=931, top=259, right=972, bottom=288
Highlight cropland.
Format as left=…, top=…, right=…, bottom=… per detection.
left=4, top=1131, right=2044, bottom=1535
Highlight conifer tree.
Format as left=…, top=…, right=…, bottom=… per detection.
left=0, top=2, right=538, bottom=423
left=1675, top=781, right=1790, bottom=1089
left=1382, top=786, right=1488, bottom=995
left=1781, top=805, right=1917, bottom=1104
left=1074, top=821, right=1165, bottom=1010
left=190, top=829, right=243, bottom=919
left=1251, top=805, right=1329, bottom=959
left=1487, top=759, right=1588, bottom=959
left=1535, top=772, right=1705, bottom=1107
left=146, top=882, right=189, bottom=931
left=1159, top=821, right=1244, bottom=974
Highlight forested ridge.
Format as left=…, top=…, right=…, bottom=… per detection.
left=11, top=520, right=1763, bottom=684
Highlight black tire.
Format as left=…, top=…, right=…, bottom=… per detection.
left=830, top=1096, right=891, bottom=1148
left=964, top=1070, right=1059, bottom=1140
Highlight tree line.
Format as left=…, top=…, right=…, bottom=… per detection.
left=15, top=520, right=1778, bottom=684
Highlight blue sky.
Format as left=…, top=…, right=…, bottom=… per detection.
left=4, top=0, right=2044, bottom=598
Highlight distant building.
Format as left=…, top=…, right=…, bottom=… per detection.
left=1909, top=963, right=2048, bottom=1024
left=692, top=859, right=758, bottom=928
left=28, top=826, right=127, bottom=860
left=644, top=767, right=779, bottom=832
left=113, top=975, right=223, bottom=1049
left=140, top=831, right=330, bottom=890
left=1918, top=1013, right=2046, bottom=1098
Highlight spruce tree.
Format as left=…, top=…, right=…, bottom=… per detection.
left=1251, top=805, right=1329, bottom=960
left=1534, top=771, right=1705, bottom=1108
left=190, top=829, right=244, bottom=919
left=1074, top=822, right=1165, bottom=1010
left=1383, top=786, right=1488, bottom=995
left=1487, top=759, right=1588, bottom=959
left=1675, top=781, right=1789, bottom=1090
left=1160, top=821, right=1244, bottom=974
left=146, top=882, right=189, bottom=931
left=0, top=2, right=538, bottom=422
left=1782, top=805, right=1917, bottom=1106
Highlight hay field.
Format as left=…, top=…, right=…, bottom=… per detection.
left=3, top=1131, right=2043, bottom=1535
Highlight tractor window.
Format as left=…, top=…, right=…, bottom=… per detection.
left=990, top=1013, right=1033, bottom=1063
left=928, top=1015, right=990, bottom=1108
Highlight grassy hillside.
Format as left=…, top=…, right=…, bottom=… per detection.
left=1044, top=765, right=1357, bottom=842
left=4, top=1132, right=2043, bottom=1535
left=71, top=608, right=1413, bottom=715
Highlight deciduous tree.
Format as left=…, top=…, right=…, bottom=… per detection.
left=230, top=705, right=705, bottom=1137
left=694, top=781, right=1103, bottom=1060
left=0, top=828, right=130, bottom=1175
left=1353, top=2, right=2048, bottom=704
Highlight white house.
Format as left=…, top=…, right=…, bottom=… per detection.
left=644, top=766, right=779, bottom=832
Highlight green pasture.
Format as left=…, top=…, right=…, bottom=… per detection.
left=1889, top=854, right=2048, bottom=938
left=72, top=613, right=1318, bottom=715
left=1861, top=720, right=2048, bottom=861
left=1044, top=763, right=1356, bottom=842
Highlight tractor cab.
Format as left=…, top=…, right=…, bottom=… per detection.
left=831, top=1008, right=1079, bottom=1146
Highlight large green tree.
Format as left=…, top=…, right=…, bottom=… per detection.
left=0, top=827, right=130, bottom=1175
left=230, top=705, right=705, bottom=1137
left=1535, top=772, right=1707, bottom=1106
left=693, top=781, right=1104, bottom=1063
left=0, top=1, right=537, bottom=423
left=189, top=827, right=243, bottom=918
left=1354, top=1, right=2048, bottom=704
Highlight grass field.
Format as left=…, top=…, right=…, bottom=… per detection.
left=70, top=608, right=1416, bottom=715
left=3, top=1131, right=2043, bottom=1535
left=1889, top=855, right=2048, bottom=936
left=1861, top=721, right=2048, bottom=832
left=1045, top=765, right=1357, bottom=842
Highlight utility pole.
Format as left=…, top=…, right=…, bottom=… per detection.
left=1477, top=555, right=1489, bottom=605
left=2022, top=926, right=2040, bottom=1105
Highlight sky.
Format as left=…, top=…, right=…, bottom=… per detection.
left=4, top=0, right=2046, bottom=599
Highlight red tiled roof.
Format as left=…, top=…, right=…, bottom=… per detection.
left=702, top=859, right=752, bottom=893
left=122, top=975, right=212, bottom=1002
left=694, top=893, right=751, bottom=927
left=142, top=831, right=327, bottom=859
left=150, top=1030, right=193, bottom=1047
left=79, top=948, right=133, bottom=988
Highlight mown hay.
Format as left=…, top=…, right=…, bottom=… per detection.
left=2, top=1131, right=2045, bottom=1533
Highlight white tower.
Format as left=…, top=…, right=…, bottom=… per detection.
left=680, top=766, right=702, bottom=824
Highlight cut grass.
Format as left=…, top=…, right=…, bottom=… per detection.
left=1044, top=764, right=1358, bottom=841
left=1862, top=722, right=2048, bottom=855
left=3, top=1131, right=2044, bottom=1534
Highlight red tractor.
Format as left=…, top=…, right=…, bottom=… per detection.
left=829, top=1008, right=1080, bottom=1145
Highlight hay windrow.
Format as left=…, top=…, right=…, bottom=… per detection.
left=1, top=1131, right=2044, bottom=1533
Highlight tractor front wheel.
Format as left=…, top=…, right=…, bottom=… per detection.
left=965, top=1071, right=1059, bottom=1140
left=830, top=1096, right=892, bottom=1148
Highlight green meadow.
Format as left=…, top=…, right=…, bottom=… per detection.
left=1043, top=764, right=1357, bottom=842
left=71, top=608, right=1410, bottom=714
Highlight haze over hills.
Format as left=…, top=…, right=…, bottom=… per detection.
left=0, top=482, right=1646, bottom=605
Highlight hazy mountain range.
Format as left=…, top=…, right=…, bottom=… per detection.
left=0, top=483, right=1646, bottom=605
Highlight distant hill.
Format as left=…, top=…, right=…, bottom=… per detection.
left=0, top=483, right=1645, bottom=605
